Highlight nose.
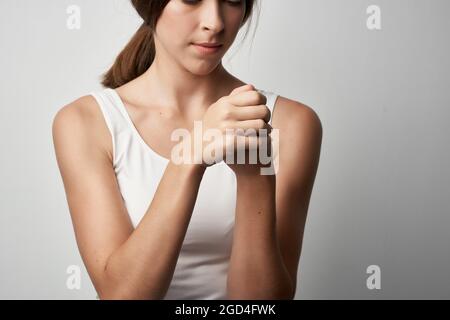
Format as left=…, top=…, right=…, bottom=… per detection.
left=200, top=0, right=225, bottom=34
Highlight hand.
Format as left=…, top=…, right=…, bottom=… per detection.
left=171, top=84, right=272, bottom=170
left=221, top=85, right=274, bottom=176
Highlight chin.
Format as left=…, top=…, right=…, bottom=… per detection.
left=187, top=61, right=222, bottom=76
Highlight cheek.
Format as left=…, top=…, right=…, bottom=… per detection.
left=158, top=24, right=191, bottom=50
left=224, top=10, right=246, bottom=39
left=156, top=3, right=196, bottom=47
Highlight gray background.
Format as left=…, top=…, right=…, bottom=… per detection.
left=1, top=0, right=449, bottom=299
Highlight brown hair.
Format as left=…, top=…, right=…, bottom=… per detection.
left=101, top=0, right=257, bottom=89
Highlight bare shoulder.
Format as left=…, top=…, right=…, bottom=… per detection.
left=52, top=94, right=113, bottom=162
left=52, top=94, right=103, bottom=133
left=272, top=95, right=322, bottom=135
left=272, top=95, right=323, bottom=176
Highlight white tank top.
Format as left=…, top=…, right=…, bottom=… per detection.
left=89, top=87, right=279, bottom=299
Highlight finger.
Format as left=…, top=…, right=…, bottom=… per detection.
left=232, top=104, right=271, bottom=122
left=230, top=84, right=255, bottom=96
left=228, top=90, right=267, bottom=107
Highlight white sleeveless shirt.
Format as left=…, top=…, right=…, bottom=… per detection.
left=89, top=87, right=279, bottom=299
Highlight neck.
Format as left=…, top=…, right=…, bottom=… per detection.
left=140, top=51, right=234, bottom=114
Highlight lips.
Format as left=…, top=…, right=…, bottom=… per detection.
left=193, top=43, right=223, bottom=48
left=192, top=43, right=223, bottom=55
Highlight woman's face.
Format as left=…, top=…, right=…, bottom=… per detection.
left=154, top=0, right=247, bottom=75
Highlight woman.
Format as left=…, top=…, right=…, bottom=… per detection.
left=52, top=0, right=322, bottom=300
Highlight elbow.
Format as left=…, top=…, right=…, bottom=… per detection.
left=95, top=275, right=167, bottom=300
left=97, top=289, right=127, bottom=300
left=95, top=280, right=134, bottom=300
left=94, top=266, right=130, bottom=300
left=97, top=286, right=165, bottom=300
left=94, top=260, right=161, bottom=300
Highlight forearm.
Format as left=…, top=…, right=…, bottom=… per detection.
left=227, top=174, right=293, bottom=299
left=100, top=162, right=206, bottom=299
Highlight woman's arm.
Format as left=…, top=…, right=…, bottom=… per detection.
left=52, top=96, right=206, bottom=300
left=227, top=174, right=293, bottom=299
left=102, top=161, right=205, bottom=299
left=227, top=98, right=323, bottom=299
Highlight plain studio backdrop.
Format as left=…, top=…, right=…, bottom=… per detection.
left=0, top=0, right=449, bottom=299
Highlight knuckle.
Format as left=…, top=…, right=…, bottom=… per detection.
left=217, top=96, right=227, bottom=105
left=255, top=92, right=267, bottom=105
left=247, top=91, right=259, bottom=105
left=222, top=108, right=233, bottom=120
left=249, top=91, right=260, bottom=104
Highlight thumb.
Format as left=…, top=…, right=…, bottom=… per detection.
left=229, top=84, right=255, bottom=96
